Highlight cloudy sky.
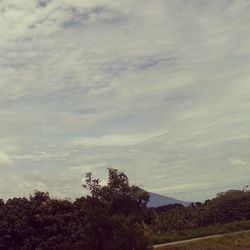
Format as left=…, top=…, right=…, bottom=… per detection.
left=0, top=0, right=250, bottom=201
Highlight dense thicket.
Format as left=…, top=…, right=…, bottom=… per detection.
left=149, top=188, right=250, bottom=233
left=0, top=169, right=151, bottom=250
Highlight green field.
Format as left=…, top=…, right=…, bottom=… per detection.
left=152, top=220, right=250, bottom=245
left=157, top=231, right=250, bottom=250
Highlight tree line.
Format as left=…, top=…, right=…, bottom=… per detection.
left=1, top=168, right=249, bottom=249
left=148, top=188, right=250, bottom=234
left=0, top=169, right=151, bottom=250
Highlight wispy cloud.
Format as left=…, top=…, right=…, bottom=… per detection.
left=0, top=151, right=13, bottom=166
left=0, top=0, right=250, bottom=201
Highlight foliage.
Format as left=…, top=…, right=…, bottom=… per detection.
left=149, top=189, right=250, bottom=244
left=1, top=168, right=249, bottom=249
left=0, top=169, right=152, bottom=250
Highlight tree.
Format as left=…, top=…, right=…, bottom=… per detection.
left=82, top=168, right=152, bottom=250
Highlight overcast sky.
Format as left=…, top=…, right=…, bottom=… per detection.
left=0, top=0, right=250, bottom=201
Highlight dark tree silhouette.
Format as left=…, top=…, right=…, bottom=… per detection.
left=0, top=168, right=152, bottom=250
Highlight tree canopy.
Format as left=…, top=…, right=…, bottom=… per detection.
left=0, top=168, right=152, bottom=250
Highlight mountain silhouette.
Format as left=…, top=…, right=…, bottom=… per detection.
left=148, top=192, right=189, bottom=207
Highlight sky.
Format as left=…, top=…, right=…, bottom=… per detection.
left=0, top=0, right=250, bottom=202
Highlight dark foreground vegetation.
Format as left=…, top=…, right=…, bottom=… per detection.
left=0, top=169, right=151, bottom=250
left=0, top=168, right=250, bottom=249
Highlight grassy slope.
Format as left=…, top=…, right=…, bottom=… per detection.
left=152, top=220, right=250, bottom=244
left=157, top=231, right=250, bottom=250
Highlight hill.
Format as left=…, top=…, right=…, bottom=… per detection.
left=148, top=192, right=189, bottom=207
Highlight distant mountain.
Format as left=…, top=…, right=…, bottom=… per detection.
left=147, top=192, right=190, bottom=207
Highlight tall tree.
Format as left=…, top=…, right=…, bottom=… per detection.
left=82, top=168, right=152, bottom=250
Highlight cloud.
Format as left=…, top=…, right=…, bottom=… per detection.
left=230, top=158, right=247, bottom=167
left=72, top=131, right=167, bottom=147
left=0, top=0, right=250, bottom=201
left=0, top=151, right=13, bottom=166
left=152, top=182, right=213, bottom=193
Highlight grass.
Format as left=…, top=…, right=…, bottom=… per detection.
left=152, top=220, right=250, bottom=245
left=157, top=231, right=250, bottom=250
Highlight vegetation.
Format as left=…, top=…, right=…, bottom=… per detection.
left=157, top=230, right=250, bottom=250
left=149, top=188, right=250, bottom=244
left=0, top=168, right=152, bottom=250
left=1, top=168, right=250, bottom=249
left=151, top=220, right=250, bottom=244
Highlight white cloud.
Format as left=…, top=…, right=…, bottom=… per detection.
left=72, top=131, right=167, bottom=147
left=230, top=158, right=247, bottom=167
left=0, top=151, right=13, bottom=166
left=0, top=0, right=250, bottom=201
left=152, top=182, right=213, bottom=193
